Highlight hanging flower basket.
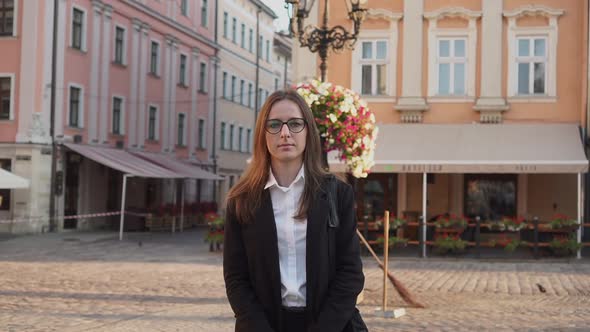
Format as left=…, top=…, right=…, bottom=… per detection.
left=295, top=79, right=378, bottom=178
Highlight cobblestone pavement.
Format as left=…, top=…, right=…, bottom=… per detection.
left=0, top=230, right=589, bottom=331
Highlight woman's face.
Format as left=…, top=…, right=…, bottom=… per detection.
left=265, top=99, right=307, bottom=166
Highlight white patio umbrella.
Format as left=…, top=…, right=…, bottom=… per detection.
left=0, top=168, right=29, bottom=189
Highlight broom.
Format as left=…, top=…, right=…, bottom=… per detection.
left=356, top=229, right=426, bottom=308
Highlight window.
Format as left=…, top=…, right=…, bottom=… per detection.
left=258, top=36, right=263, bottom=58
left=114, top=26, right=125, bottom=64
left=201, top=0, right=208, bottom=27
left=0, top=76, right=11, bottom=120
left=177, top=113, right=186, bottom=146
left=229, top=175, right=234, bottom=189
left=232, top=18, right=237, bottom=43
left=69, top=86, right=81, bottom=127
left=229, top=124, right=234, bottom=150
left=465, top=174, right=517, bottom=222
left=179, top=54, right=187, bottom=86
left=0, top=159, right=12, bottom=211
left=239, top=80, right=244, bottom=105
left=246, top=129, right=252, bottom=153
left=223, top=12, right=228, bottom=38
left=112, top=97, right=122, bottom=135
left=238, top=127, right=243, bottom=152
left=275, top=78, right=279, bottom=91
left=220, top=122, right=226, bottom=149
left=180, top=0, right=188, bottom=16
left=248, top=83, right=253, bottom=108
left=360, top=40, right=387, bottom=95
left=436, top=38, right=466, bottom=96
left=241, top=23, right=245, bottom=48
left=148, top=106, right=157, bottom=140
left=150, top=41, right=159, bottom=75
left=72, top=8, right=85, bottom=50
left=516, top=37, right=547, bottom=95
left=199, top=62, right=207, bottom=92
left=231, top=76, right=236, bottom=102
left=222, top=71, right=227, bottom=98
left=266, top=40, right=270, bottom=62
left=0, top=0, right=14, bottom=36
left=198, top=118, right=205, bottom=149
left=258, top=88, right=263, bottom=105
left=249, top=28, right=253, bottom=53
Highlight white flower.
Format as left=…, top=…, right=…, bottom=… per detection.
left=329, top=113, right=338, bottom=123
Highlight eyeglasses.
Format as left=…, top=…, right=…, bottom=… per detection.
left=264, top=118, right=307, bottom=134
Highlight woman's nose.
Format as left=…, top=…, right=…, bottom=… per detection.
left=280, top=123, right=291, bottom=138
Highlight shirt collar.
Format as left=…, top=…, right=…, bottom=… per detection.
left=265, top=164, right=305, bottom=190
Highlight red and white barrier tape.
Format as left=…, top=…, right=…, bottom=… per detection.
left=0, top=211, right=122, bottom=224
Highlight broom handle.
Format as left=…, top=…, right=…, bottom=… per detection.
left=357, top=229, right=384, bottom=266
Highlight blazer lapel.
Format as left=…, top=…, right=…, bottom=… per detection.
left=256, top=190, right=282, bottom=308
left=306, top=182, right=329, bottom=315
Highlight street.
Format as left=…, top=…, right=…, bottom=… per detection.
left=0, top=229, right=589, bottom=331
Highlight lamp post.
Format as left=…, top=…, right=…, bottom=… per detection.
left=285, top=0, right=368, bottom=82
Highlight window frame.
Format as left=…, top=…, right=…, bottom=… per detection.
left=232, top=17, right=237, bottom=43
left=223, top=12, right=228, bottom=38
left=0, top=0, right=16, bottom=37
left=246, top=128, right=252, bottom=153
left=505, top=7, right=562, bottom=100
left=198, top=118, right=206, bottom=149
left=147, top=105, right=159, bottom=141
left=177, top=113, right=186, bottom=146
left=180, top=0, right=189, bottom=17
left=111, top=96, right=125, bottom=135
left=201, top=0, right=208, bottom=27
left=0, top=74, right=15, bottom=121
left=220, top=122, right=227, bottom=150
left=70, top=5, right=87, bottom=51
left=222, top=71, right=228, bottom=98
left=179, top=53, right=188, bottom=86
left=239, top=79, right=244, bottom=105
left=352, top=30, right=396, bottom=99
left=229, top=123, right=235, bottom=151
left=113, top=25, right=127, bottom=65
left=67, top=83, right=84, bottom=128
left=249, top=28, right=253, bottom=53
left=231, top=75, right=236, bottom=102
left=434, top=37, right=468, bottom=97
left=199, top=61, right=207, bottom=93
left=149, top=40, right=161, bottom=76
left=238, top=126, right=243, bottom=152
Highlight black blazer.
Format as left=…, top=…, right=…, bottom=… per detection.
left=223, top=176, right=364, bottom=332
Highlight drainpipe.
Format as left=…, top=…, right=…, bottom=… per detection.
left=211, top=0, right=219, bottom=202
left=48, top=0, right=59, bottom=232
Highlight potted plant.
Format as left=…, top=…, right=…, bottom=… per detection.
left=433, top=235, right=468, bottom=255
left=295, top=79, right=378, bottom=178
left=502, top=216, right=527, bottom=232
left=493, top=237, right=528, bottom=253
left=204, top=212, right=224, bottom=252
left=376, top=235, right=408, bottom=248
left=435, top=214, right=468, bottom=230
left=549, top=214, right=579, bottom=231
left=549, top=236, right=582, bottom=256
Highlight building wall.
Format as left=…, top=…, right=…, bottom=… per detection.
left=216, top=0, right=279, bottom=209
left=0, top=0, right=219, bottom=233
left=527, top=174, right=578, bottom=221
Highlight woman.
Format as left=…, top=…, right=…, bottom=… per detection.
left=223, top=90, right=365, bottom=332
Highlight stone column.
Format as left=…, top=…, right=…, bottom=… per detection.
left=395, top=0, right=428, bottom=123
left=99, top=5, right=112, bottom=144
left=474, top=0, right=509, bottom=123
left=88, top=0, right=104, bottom=143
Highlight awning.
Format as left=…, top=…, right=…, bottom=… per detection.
left=329, top=124, right=589, bottom=173
left=0, top=168, right=30, bottom=189
left=131, top=151, right=222, bottom=180
left=64, top=143, right=181, bottom=178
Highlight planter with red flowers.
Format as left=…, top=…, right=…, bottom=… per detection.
left=204, top=212, right=224, bottom=252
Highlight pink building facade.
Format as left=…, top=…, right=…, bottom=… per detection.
left=0, top=0, right=218, bottom=233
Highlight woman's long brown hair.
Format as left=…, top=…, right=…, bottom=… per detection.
left=226, top=89, right=327, bottom=224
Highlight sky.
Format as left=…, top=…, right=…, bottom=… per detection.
left=261, top=0, right=291, bottom=32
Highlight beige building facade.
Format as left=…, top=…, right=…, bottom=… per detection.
left=294, top=0, right=589, bottom=256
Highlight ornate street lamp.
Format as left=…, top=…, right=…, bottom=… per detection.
left=285, top=0, right=368, bottom=82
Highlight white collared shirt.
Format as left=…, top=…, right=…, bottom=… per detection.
left=265, top=165, right=307, bottom=307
